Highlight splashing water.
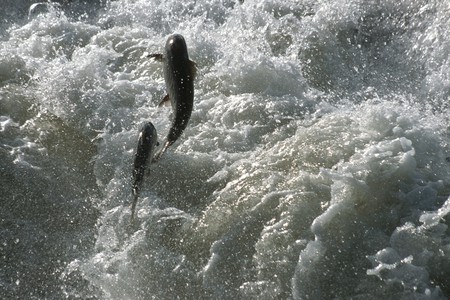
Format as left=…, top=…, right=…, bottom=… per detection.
left=1, top=0, right=450, bottom=299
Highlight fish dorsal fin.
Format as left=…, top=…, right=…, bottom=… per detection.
left=189, top=59, right=197, bottom=79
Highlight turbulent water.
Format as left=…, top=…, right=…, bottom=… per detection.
left=1, top=0, right=450, bottom=299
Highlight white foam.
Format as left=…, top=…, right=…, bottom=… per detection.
left=1, top=0, right=449, bottom=299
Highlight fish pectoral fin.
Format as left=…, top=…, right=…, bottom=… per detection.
left=158, top=94, right=171, bottom=107
left=148, top=53, right=164, bottom=62
left=189, top=59, right=197, bottom=78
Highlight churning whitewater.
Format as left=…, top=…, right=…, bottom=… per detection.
left=1, top=0, right=450, bottom=299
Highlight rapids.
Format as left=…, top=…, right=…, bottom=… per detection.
left=1, top=0, right=449, bottom=299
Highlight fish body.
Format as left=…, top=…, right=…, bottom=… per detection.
left=150, top=34, right=196, bottom=160
left=131, top=122, right=158, bottom=220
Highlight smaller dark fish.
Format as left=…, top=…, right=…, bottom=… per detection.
left=131, top=122, right=158, bottom=221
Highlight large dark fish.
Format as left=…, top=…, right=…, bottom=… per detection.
left=148, top=34, right=196, bottom=161
left=131, top=122, right=158, bottom=221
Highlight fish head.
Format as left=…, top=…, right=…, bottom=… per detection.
left=165, top=34, right=189, bottom=60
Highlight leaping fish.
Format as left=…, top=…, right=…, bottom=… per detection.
left=149, top=33, right=196, bottom=161
left=131, top=122, right=158, bottom=221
